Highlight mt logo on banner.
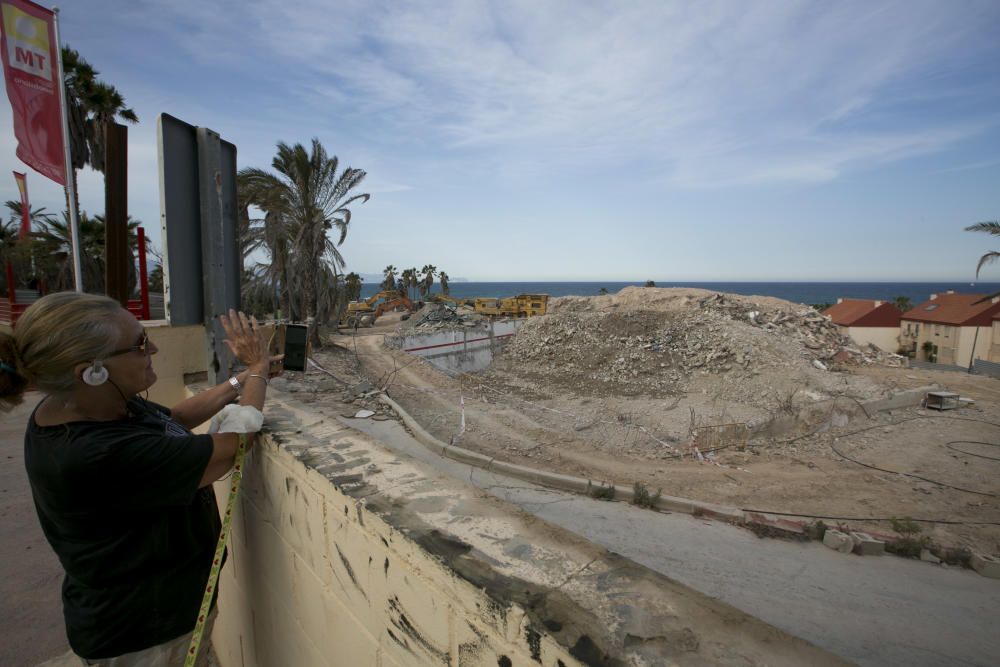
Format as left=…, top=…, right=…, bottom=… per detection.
left=3, top=4, right=51, bottom=80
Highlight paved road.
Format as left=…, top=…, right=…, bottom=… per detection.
left=343, top=413, right=1000, bottom=667
left=0, top=396, right=71, bottom=667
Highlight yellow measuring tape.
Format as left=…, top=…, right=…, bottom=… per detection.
left=185, top=433, right=248, bottom=666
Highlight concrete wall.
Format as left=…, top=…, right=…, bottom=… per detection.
left=845, top=326, right=899, bottom=352
left=386, top=320, right=525, bottom=375
left=146, top=322, right=207, bottom=407
left=955, top=325, right=990, bottom=369
left=210, top=396, right=846, bottom=667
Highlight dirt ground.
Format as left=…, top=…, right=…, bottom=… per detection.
left=298, top=288, right=1000, bottom=557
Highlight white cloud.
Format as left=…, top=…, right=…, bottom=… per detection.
left=181, top=0, right=992, bottom=188
left=112, top=1, right=1000, bottom=189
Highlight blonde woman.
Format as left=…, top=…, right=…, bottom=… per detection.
left=0, top=292, right=278, bottom=666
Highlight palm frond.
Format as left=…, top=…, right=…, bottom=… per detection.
left=975, top=251, right=1000, bottom=278
left=965, top=221, right=1000, bottom=235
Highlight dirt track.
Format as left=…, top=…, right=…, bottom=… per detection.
left=311, top=294, right=1000, bottom=557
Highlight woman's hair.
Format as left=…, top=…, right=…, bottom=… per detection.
left=0, top=292, right=124, bottom=410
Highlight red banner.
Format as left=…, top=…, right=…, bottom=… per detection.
left=12, top=170, right=28, bottom=236
left=0, top=0, right=65, bottom=185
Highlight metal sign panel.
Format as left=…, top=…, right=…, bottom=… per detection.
left=157, top=113, right=240, bottom=383
left=157, top=113, right=202, bottom=325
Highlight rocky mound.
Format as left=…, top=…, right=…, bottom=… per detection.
left=487, top=287, right=900, bottom=401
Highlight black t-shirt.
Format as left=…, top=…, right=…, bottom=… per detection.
left=24, top=397, right=219, bottom=659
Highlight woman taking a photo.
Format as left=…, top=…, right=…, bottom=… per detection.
left=0, top=292, right=277, bottom=666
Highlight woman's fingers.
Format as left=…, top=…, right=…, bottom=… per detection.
left=238, top=310, right=252, bottom=333
left=219, top=311, right=236, bottom=338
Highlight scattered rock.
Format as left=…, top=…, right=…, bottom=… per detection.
left=850, top=531, right=885, bottom=556
left=970, top=552, right=1000, bottom=579
left=823, top=529, right=854, bottom=554
left=350, top=380, right=374, bottom=396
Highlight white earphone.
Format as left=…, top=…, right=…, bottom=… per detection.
left=82, top=361, right=109, bottom=386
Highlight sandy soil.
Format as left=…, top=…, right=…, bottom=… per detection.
left=305, top=290, right=1000, bottom=556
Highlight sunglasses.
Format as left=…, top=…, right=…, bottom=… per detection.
left=107, top=331, right=150, bottom=358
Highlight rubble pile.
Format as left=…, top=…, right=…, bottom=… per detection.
left=487, top=287, right=902, bottom=401
left=399, top=303, right=484, bottom=331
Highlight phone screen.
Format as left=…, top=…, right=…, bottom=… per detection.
left=284, top=324, right=308, bottom=371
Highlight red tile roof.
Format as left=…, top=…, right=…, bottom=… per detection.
left=902, top=292, right=1000, bottom=326
left=823, top=299, right=902, bottom=327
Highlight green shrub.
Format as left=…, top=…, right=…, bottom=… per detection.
left=631, top=482, right=662, bottom=509
left=587, top=480, right=615, bottom=501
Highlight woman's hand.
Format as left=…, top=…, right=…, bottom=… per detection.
left=219, top=309, right=273, bottom=371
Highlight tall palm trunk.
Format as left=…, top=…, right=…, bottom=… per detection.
left=60, top=171, right=83, bottom=289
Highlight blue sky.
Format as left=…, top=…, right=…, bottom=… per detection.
left=2, top=0, right=999, bottom=281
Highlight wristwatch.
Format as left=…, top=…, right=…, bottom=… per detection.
left=228, top=376, right=243, bottom=395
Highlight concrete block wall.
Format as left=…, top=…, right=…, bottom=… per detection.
left=385, top=320, right=525, bottom=374
left=211, top=427, right=581, bottom=667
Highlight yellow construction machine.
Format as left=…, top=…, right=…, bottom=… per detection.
left=473, top=294, right=548, bottom=318
left=339, top=291, right=416, bottom=328
left=427, top=293, right=472, bottom=309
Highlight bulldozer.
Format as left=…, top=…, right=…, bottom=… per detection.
left=339, top=291, right=416, bottom=328
left=473, top=294, right=548, bottom=318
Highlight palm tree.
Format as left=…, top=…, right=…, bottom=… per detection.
left=344, top=272, right=363, bottom=301
left=965, top=221, right=1000, bottom=277
left=60, top=46, right=139, bottom=223
left=893, top=296, right=912, bottom=312
left=34, top=211, right=105, bottom=290
left=238, top=139, right=369, bottom=344
left=3, top=201, right=56, bottom=291
left=438, top=271, right=450, bottom=295
left=419, top=264, right=437, bottom=299
left=0, top=217, right=17, bottom=273
left=32, top=212, right=147, bottom=292
left=381, top=265, right=398, bottom=292
left=237, top=171, right=287, bottom=316
left=4, top=200, right=55, bottom=240
left=400, top=267, right=417, bottom=301
left=409, top=268, right=421, bottom=301
left=148, top=263, right=163, bottom=292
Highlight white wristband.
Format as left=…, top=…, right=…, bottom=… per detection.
left=228, top=376, right=242, bottom=395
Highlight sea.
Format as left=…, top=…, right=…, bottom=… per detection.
left=358, top=281, right=1000, bottom=308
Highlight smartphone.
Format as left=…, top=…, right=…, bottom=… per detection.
left=283, top=324, right=309, bottom=372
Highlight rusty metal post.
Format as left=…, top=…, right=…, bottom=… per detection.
left=104, top=121, right=129, bottom=306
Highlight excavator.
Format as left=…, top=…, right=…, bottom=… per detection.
left=339, top=291, right=416, bottom=328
